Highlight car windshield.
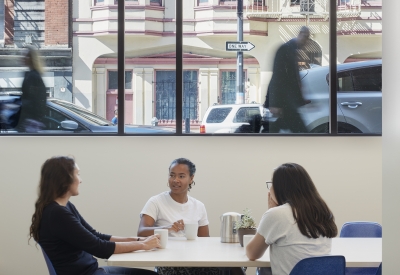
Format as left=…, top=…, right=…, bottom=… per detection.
left=51, top=99, right=112, bottom=126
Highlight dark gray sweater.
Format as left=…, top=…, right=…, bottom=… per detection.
left=39, top=201, right=115, bottom=275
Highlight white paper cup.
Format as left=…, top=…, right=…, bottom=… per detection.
left=243, top=234, right=254, bottom=250
left=184, top=223, right=198, bottom=240
left=154, top=229, right=168, bottom=248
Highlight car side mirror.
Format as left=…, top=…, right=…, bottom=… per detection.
left=61, top=120, right=79, bottom=130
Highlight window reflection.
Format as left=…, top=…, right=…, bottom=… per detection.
left=0, top=0, right=382, bottom=135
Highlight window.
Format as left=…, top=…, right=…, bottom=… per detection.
left=154, top=71, right=198, bottom=122
left=206, top=108, right=232, bottom=123
left=338, top=71, right=354, bottom=92
left=220, top=71, right=246, bottom=104
left=44, top=106, right=85, bottom=132
left=115, top=0, right=138, bottom=5
left=220, top=0, right=236, bottom=5
left=352, top=67, right=382, bottom=92
left=150, top=0, right=161, bottom=5
left=108, top=71, right=132, bottom=90
left=1, top=1, right=382, bottom=136
left=0, top=0, right=74, bottom=134
left=234, top=107, right=260, bottom=123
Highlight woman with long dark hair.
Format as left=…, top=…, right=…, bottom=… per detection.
left=246, top=163, right=337, bottom=275
left=29, top=156, right=160, bottom=275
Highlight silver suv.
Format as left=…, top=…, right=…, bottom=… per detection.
left=200, top=59, right=382, bottom=134
left=299, top=59, right=382, bottom=133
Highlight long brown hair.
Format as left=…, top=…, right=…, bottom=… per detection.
left=29, top=156, right=76, bottom=242
left=272, top=163, right=337, bottom=239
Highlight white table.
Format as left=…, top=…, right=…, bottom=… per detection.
left=107, top=237, right=382, bottom=268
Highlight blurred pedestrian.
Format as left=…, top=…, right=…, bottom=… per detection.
left=17, top=46, right=47, bottom=133
left=263, top=26, right=311, bottom=133
left=111, top=109, right=118, bottom=125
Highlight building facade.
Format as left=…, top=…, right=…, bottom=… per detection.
left=73, top=0, right=382, bottom=125
left=0, top=0, right=72, bottom=102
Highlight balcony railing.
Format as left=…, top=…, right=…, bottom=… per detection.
left=245, top=0, right=362, bottom=20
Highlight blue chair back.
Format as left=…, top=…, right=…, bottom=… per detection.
left=375, top=263, right=382, bottom=275
left=41, top=247, right=57, bottom=275
left=289, top=255, right=346, bottom=275
left=340, top=221, right=382, bottom=238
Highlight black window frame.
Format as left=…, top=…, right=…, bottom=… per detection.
left=2, top=0, right=380, bottom=136
left=116, top=0, right=364, bottom=136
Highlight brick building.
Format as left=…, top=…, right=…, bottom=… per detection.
left=0, top=0, right=73, bottom=102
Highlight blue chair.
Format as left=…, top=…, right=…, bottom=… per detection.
left=375, top=263, right=382, bottom=275
left=40, top=247, right=57, bottom=275
left=340, top=221, right=382, bottom=238
left=289, top=255, right=346, bottom=275
left=340, top=221, right=382, bottom=275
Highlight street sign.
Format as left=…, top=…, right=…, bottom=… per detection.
left=226, top=41, right=255, bottom=52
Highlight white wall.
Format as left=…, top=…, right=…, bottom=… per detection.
left=0, top=136, right=381, bottom=274
left=382, top=1, right=400, bottom=273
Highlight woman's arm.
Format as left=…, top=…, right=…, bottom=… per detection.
left=197, top=225, right=209, bottom=237
left=246, top=233, right=269, bottom=261
left=110, top=236, right=147, bottom=242
left=138, top=214, right=186, bottom=237
left=137, top=214, right=170, bottom=237
left=114, top=235, right=161, bottom=254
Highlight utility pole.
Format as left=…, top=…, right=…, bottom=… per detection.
left=236, top=0, right=244, bottom=104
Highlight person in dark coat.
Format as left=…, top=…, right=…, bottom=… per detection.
left=17, top=46, right=47, bottom=132
left=263, top=26, right=311, bottom=133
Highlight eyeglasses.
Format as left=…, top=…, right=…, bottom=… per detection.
left=266, top=181, right=272, bottom=190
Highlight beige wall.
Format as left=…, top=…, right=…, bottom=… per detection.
left=0, top=136, right=381, bottom=274
left=382, top=0, right=400, bottom=273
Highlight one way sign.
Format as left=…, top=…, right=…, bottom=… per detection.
left=226, top=41, right=255, bottom=52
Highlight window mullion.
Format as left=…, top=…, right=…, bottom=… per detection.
left=176, top=0, right=183, bottom=135
left=117, top=0, right=125, bottom=135
left=329, top=0, right=338, bottom=134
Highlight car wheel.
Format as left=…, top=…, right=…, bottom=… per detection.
left=338, top=122, right=362, bottom=133
left=310, top=123, right=362, bottom=134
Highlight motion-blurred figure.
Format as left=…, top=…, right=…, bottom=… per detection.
left=17, top=46, right=46, bottom=133
left=263, top=26, right=311, bottom=133
left=111, top=109, right=118, bottom=125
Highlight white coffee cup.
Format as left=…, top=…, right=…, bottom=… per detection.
left=184, top=223, right=198, bottom=240
left=243, top=234, right=254, bottom=250
left=154, top=229, right=168, bottom=249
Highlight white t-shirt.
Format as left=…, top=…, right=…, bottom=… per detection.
left=257, top=203, right=332, bottom=275
left=140, top=191, right=209, bottom=237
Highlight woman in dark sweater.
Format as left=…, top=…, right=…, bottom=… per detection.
left=29, top=156, right=160, bottom=275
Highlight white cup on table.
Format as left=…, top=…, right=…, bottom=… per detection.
left=243, top=234, right=254, bottom=250
left=154, top=229, right=168, bottom=249
left=184, top=223, right=198, bottom=240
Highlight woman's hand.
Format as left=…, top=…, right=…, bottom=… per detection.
left=141, top=234, right=161, bottom=250
left=268, top=192, right=278, bottom=209
left=137, top=236, right=147, bottom=241
left=169, top=219, right=184, bottom=233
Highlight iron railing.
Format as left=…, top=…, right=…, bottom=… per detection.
left=245, top=0, right=362, bottom=19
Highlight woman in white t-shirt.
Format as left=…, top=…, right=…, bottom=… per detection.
left=246, top=163, right=338, bottom=275
left=138, top=158, right=244, bottom=275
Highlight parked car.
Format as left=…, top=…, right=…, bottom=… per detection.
left=200, top=103, right=266, bottom=133
left=299, top=59, right=382, bottom=133
left=200, top=59, right=382, bottom=134
left=0, top=97, right=174, bottom=134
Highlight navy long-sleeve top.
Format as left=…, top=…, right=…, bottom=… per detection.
left=39, top=201, right=116, bottom=275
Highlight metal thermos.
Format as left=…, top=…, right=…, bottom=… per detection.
left=220, top=212, right=242, bottom=243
